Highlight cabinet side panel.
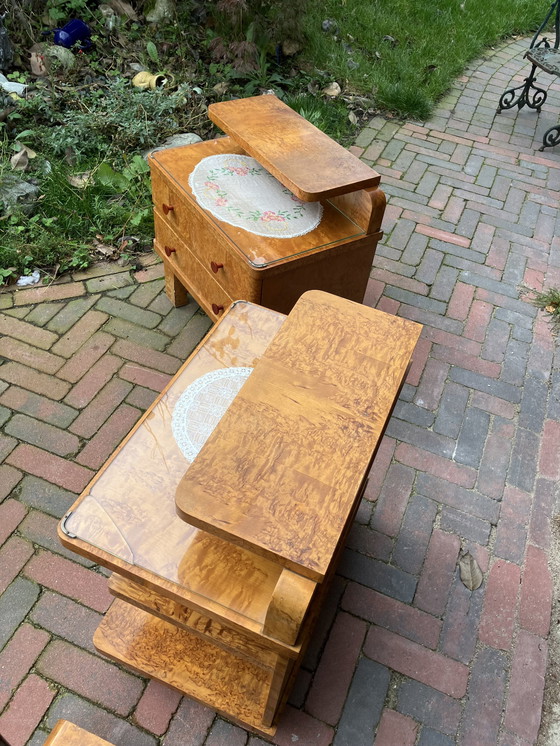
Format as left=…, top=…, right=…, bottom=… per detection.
left=261, top=241, right=377, bottom=314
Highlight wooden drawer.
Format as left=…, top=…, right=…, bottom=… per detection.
left=151, top=166, right=189, bottom=233
left=153, top=212, right=260, bottom=304
left=152, top=197, right=261, bottom=303
left=153, top=228, right=231, bottom=321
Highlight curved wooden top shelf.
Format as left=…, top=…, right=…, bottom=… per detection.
left=208, top=95, right=381, bottom=202
left=176, top=291, right=422, bottom=582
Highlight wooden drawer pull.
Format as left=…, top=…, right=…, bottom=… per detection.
left=162, top=203, right=175, bottom=215
left=164, top=245, right=177, bottom=257
left=210, top=261, right=224, bottom=273
left=212, top=303, right=224, bottom=315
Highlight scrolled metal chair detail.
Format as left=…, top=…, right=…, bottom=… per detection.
left=497, top=0, right=560, bottom=150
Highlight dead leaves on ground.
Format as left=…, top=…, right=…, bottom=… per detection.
left=458, top=551, right=483, bottom=591
left=10, top=144, right=37, bottom=171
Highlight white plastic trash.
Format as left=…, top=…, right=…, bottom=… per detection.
left=16, top=269, right=41, bottom=286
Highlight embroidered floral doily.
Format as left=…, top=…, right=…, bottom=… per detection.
left=172, top=367, right=252, bottom=461
left=188, top=154, right=323, bottom=238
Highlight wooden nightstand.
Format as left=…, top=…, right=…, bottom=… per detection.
left=59, top=293, right=421, bottom=736
left=148, top=95, right=386, bottom=321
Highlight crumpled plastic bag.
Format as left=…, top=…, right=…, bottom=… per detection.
left=0, top=73, right=26, bottom=95
left=16, top=269, right=41, bottom=286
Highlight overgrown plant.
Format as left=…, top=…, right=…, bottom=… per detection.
left=301, top=0, right=546, bottom=119
left=531, top=287, right=560, bottom=334
left=7, top=78, right=207, bottom=166
left=44, top=0, right=95, bottom=24
left=0, top=156, right=153, bottom=279
left=207, top=0, right=307, bottom=72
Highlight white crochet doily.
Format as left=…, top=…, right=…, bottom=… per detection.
left=172, top=367, right=252, bottom=461
left=189, top=154, right=322, bottom=238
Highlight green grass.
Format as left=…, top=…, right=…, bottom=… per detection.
left=0, top=155, right=154, bottom=281
left=301, top=0, right=545, bottom=119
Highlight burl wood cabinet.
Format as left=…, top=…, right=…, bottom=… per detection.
left=148, top=94, right=386, bottom=321
left=58, top=292, right=421, bottom=737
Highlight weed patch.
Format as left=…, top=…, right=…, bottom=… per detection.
left=531, top=287, right=560, bottom=334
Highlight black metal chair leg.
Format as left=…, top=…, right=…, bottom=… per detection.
left=539, top=123, right=560, bottom=150
left=497, top=64, right=548, bottom=113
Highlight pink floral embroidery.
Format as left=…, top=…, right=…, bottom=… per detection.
left=226, top=166, right=250, bottom=176
left=215, top=196, right=228, bottom=206
left=205, top=181, right=219, bottom=190
left=261, top=211, right=286, bottom=222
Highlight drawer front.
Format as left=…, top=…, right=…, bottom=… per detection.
left=153, top=210, right=260, bottom=302
left=151, top=166, right=190, bottom=235
left=153, top=220, right=232, bottom=319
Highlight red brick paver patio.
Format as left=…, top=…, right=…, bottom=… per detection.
left=1, top=37, right=560, bottom=745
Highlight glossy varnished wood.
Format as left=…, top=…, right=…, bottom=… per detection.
left=260, top=239, right=377, bottom=315
left=44, top=721, right=114, bottom=746
left=208, top=95, right=381, bottom=201
left=149, top=137, right=369, bottom=269
left=177, top=291, right=422, bottom=581
left=153, top=231, right=233, bottom=321
left=149, top=132, right=385, bottom=313
left=108, top=575, right=284, bottom=667
left=154, top=210, right=259, bottom=300
left=58, top=295, right=422, bottom=734
left=94, top=599, right=277, bottom=737
left=262, top=569, right=316, bottom=646
left=58, top=304, right=295, bottom=644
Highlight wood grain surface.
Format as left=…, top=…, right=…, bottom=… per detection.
left=208, top=95, right=381, bottom=201
left=262, top=569, right=316, bottom=645
left=108, top=574, right=284, bottom=666
left=59, top=303, right=293, bottom=636
left=176, top=290, right=422, bottom=581
left=94, top=599, right=277, bottom=736
left=150, top=137, right=368, bottom=270
left=44, top=721, right=114, bottom=746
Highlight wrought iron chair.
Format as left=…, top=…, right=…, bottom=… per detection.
left=497, top=0, right=560, bottom=150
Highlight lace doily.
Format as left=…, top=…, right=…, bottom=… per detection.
left=172, top=367, right=252, bottom=461
left=189, top=154, right=323, bottom=238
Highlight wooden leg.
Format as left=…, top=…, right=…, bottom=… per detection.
left=262, top=655, right=292, bottom=727
left=164, top=264, right=189, bottom=307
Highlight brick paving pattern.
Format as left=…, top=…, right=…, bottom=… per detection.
left=1, top=37, right=560, bottom=745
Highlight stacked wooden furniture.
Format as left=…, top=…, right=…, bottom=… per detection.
left=59, top=291, right=421, bottom=736
left=148, top=94, right=386, bottom=320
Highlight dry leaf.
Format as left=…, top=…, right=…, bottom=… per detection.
left=17, top=143, right=36, bottom=159
left=348, top=111, right=358, bottom=125
left=93, top=238, right=118, bottom=256
left=11, top=149, right=29, bottom=171
left=282, top=39, right=302, bottom=56
left=67, top=171, right=93, bottom=188
left=212, top=81, right=228, bottom=95
left=459, top=552, right=483, bottom=591
left=546, top=304, right=557, bottom=313
left=11, top=143, right=37, bottom=171
left=107, top=0, right=138, bottom=20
